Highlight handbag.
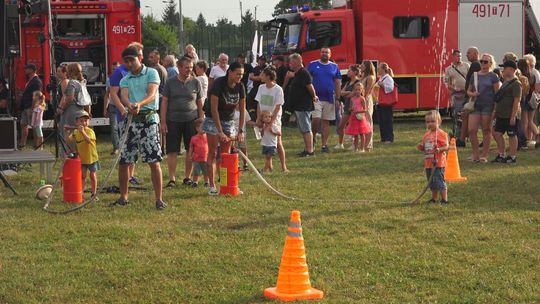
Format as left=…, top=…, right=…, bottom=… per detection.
left=355, top=112, right=364, bottom=121
left=528, top=91, right=540, bottom=109
left=463, top=72, right=478, bottom=113
left=378, top=76, right=398, bottom=107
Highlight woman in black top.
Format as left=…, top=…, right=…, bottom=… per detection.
left=202, top=62, right=246, bottom=195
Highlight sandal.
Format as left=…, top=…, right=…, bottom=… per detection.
left=182, top=178, right=192, bottom=185
left=110, top=198, right=128, bottom=207
left=479, top=157, right=488, bottom=163
left=165, top=180, right=176, bottom=188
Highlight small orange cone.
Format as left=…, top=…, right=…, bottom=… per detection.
left=445, top=138, right=467, bottom=182
left=264, top=211, right=324, bottom=302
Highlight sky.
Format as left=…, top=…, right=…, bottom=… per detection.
left=139, top=0, right=281, bottom=24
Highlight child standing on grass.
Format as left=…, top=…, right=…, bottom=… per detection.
left=417, top=110, right=449, bottom=204
left=31, top=91, right=46, bottom=150
left=68, top=110, right=99, bottom=198
left=189, top=120, right=209, bottom=188
left=256, top=66, right=288, bottom=172
left=260, top=110, right=281, bottom=172
left=345, top=83, right=371, bottom=152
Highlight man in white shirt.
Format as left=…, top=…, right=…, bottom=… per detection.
left=445, top=49, right=470, bottom=147
left=208, top=53, right=229, bottom=91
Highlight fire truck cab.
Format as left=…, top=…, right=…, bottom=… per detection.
left=1, top=0, right=141, bottom=125
left=266, top=0, right=540, bottom=111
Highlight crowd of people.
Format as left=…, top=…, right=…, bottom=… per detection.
left=444, top=47, right=540, bottom=163
left=3, top=40, right=540, bottom=208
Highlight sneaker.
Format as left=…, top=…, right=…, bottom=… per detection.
left=155, top=200, right=167, bottom=210
left=208, top=187, right=219, bottom=196
left=334, top=143, right=344, bottom=150
left=110, top=198, right=128, bottom=207
left=299, top=151, right=315, bottom=157
left=129, top=176, right=140, bottom=185
left=428, top=199, right=437, bottom=204
left=242, top=164, right=249, bottom=171
left=492, top=154, right=506, bottom=163
left=503, top=155, right=516, bottom=163
left=440, top=199, right=450, bottom=204
left=192, top=182, right=198, bottom=188
left=321, top=145, right=330, bottom=153
left=90, top=193, right=99, bottom=201
left=182, top=177, right=192, bottom=186
left=110, top=149, right=119, bottom=156
left=528, top=140, right=537, bottom=147
left=456, top=139, right=466, bottom=148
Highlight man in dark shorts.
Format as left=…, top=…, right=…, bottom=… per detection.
left=492, top=60, right=522, bottom=164
left=287, top=53, right=318, bottom=157
left=160, top=56, right=204, bottom=188
left=19, top=64, right=42, bottom=148
left=112, top=46, right=166, bottom=210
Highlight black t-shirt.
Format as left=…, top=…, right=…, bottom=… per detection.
left=465, top=61, right=481, bottom=92
left=241, top=63, right=253, bottom=89
left=205, top=76, right=246, bottom=121
left=288, top=67, right=314, bottom=111
left=276, top=65, right=288, bottom=87
left=21, top=75, right=43, bottom=110
left=248, top=64, right=267, bottom=98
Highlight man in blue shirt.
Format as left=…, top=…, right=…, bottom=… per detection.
left=308, top=47, right=342, bottom=153
left=111, top=46, right=166, bottom=210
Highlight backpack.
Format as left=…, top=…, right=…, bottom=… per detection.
left=74, top=79, right=92, bottom=107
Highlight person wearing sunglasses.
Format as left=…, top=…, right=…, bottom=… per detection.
left=466, top=53, right=501, bottom=163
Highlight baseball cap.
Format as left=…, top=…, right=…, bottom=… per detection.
left=499, top=60, right=517, bottom=70
left=24, top=63, right=37, bottom=71
left=76, top=110, right=90, bottom=119
left=122, top=46, right=139, bottom=59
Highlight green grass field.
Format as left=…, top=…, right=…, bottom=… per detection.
left=1, top=118, right=539, bottom=303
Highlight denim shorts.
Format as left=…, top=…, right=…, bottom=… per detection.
left=425, top=167, right=447, bottom=191
left=474, top=102, right=494, bottom=115
left=295, top=111, right=312, bottom=134
left=262, top=145, right=277, bottom=156
left=82, top=161, right=100, bottom=172
left=202, top=117, right=237, bottom=137
left=192, top=161, right=208, bottom=176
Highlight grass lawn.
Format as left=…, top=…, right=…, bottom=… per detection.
left=0, top=117, right=539, bottom=303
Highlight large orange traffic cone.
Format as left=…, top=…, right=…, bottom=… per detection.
left=445, top=138, right=467, bottom=182
left=264, top=211, right=324, bottom=302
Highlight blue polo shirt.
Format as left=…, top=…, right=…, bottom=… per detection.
left=120, top=65, right=161, bottom=123
left=307, top=60, right=341, bottom=103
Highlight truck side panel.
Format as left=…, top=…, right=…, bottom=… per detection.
left=358, top=0, right=459, bottom=110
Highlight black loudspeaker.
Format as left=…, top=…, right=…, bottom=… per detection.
left=0, top=117, right=18, bottom=151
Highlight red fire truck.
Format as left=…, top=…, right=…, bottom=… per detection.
left=1, top=0, right=141, bottom=125
left=266, top=0, right=540, bottom=111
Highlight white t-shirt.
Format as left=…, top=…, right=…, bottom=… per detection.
left=233, top=108, right=251, bottom=133
left=255, top=83, right=284, bottom=121
left=209, top=65, right=228, bottom=79
left=196, top=75, right=208, bottom=100
left=261, top=123, right=280, bottom=147
left=532, top=68, right=540, bottom=84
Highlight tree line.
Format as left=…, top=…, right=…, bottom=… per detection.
left=142, top=0, right=330, bottom=62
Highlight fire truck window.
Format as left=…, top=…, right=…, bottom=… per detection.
left=394, top=77, right=416, bottom=94
left=306, top=21, right=341, bottom=50
left=393, top=17, right=429, bottom=39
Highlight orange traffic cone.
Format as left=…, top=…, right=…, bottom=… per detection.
left=264, top=211, right=324, bottom=302
left=445, top=138, right=467, bottom=182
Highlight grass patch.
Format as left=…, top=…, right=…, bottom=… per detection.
left=0, top=118, right=539, bottom=303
